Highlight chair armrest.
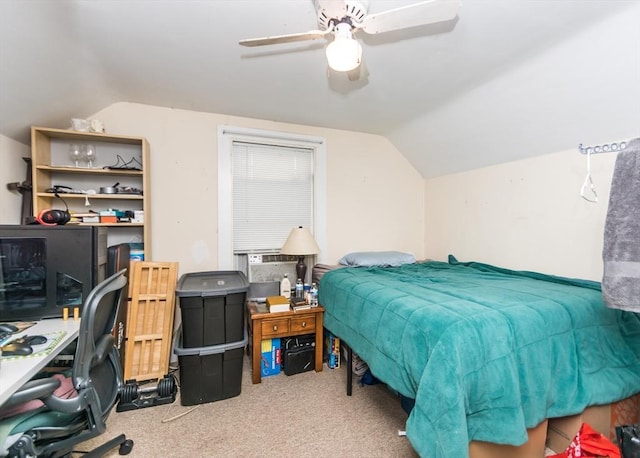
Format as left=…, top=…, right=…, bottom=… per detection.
left=42, top=393, right=88, bottom=412
left=2, top=378, right=61, bottom=410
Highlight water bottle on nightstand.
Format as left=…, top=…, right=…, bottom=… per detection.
left=295, top=278, right=303, bottom=300
left=309, top=282, right=318, bottom=307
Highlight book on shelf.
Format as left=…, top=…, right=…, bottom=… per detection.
left=266, top=295, right=291, bottom=313
left=71, top=211, right=100, bottom=223
left=291, top=299, right=311, bottom=311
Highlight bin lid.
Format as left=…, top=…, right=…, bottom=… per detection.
left=173, top=325, right=248, bottom=356
left=176, top=270, right=249, bottom=297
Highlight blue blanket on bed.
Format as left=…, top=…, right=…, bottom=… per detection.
left=318, top=258, right=640, bottom=458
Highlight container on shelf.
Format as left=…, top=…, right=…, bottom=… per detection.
left=129, top=242, right=144, bottom=261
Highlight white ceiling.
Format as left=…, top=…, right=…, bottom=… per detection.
left=1, top=0, right=639, bottom=178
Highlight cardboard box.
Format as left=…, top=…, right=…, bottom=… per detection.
left=99, top=209, right=125, bottom=217
left=324, top=331, right=340, bottom=369
left=470, top=419, right=548, bottom=458
left=260, top=338, right=281, bottom=377
left=132, top=210, right=144, bottom=223
left=99, top=215, right=118, bottom=223
left=547, top=393, right=640, bottom=453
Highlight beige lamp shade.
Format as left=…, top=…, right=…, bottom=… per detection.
left=280, top=226, right=320, bottom=255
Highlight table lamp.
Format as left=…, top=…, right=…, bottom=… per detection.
left=280, top=226, right=320, bottom=283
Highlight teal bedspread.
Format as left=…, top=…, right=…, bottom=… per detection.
left=318, top=257, right=640, bottom=458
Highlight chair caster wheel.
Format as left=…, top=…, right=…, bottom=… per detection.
left=119, top=439, right=134, bottom=455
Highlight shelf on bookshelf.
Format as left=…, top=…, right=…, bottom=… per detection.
left=36, top=165, right=143, bottom=175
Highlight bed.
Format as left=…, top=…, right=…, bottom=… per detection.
left=317, top=256, right=640, bottom=458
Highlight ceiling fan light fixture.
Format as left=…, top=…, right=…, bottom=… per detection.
left=240, top=0, right=462, bottom=78
left=326, top=23, right=362, bottom=72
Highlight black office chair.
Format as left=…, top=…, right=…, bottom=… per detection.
left=0, top=269, right=134, bottom=457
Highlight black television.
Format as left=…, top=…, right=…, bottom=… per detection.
left=0, top=225, right=107, bottom=322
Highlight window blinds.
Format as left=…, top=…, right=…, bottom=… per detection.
left=232, top=141, right=314, bottom=253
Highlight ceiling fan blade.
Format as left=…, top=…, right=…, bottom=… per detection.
left=239, top=29, right=331, bottom=47
left=360, top=0, right=460, bottom=35
left=316, top=0, right=347, bottom=24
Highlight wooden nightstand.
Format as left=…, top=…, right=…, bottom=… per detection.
left=246, top=302, right=324, bottom=384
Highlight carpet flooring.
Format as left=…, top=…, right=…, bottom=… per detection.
left=80, top=354, right=559, bottom=457
left=80, top=354, right=416, bottom=457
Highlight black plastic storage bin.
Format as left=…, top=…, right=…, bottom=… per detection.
left=174, top=327, right=248, bottom=406
left=176, top=271, right=249, bottom=348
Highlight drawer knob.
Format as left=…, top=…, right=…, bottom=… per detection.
left=273, top=325, right=278, bottom=331
left=301, top=321, right=306, bottom=327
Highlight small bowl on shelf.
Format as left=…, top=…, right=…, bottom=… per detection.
left=70, top=118, right=90, bottom=132
left=100, top=186, right=119, bottom=194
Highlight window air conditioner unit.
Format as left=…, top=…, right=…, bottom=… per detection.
left=243, top=254, right=298, bottom=284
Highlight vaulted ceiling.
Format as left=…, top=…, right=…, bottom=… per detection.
left=1, top=1, right=639, bottom=177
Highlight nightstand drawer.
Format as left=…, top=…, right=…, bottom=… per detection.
left=261, top=318, right=290, bottom=337
left=291, top=315, right=315, bottom=333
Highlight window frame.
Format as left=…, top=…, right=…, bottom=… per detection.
left=217, top=125, right=327, bottom=270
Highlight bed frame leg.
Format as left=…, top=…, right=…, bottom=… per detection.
left=344, top=340, right=353, bottom=396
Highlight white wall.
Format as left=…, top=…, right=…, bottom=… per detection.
left=390, top=3, right=640, bottom=178
left=424, top=145, right=620, bottom=281
left=1, top=112, right=625, bottom=282
left=0, top=134, right=31, bottom=224
left=90, top=103, right=425, bottom=275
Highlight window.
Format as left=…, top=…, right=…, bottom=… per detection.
left=218, top=126, right=326, bottom=270
left=232, top=141, right=313, bottom=253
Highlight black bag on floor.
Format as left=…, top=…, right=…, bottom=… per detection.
left=282, top=335, right=315, bottom=376
left=617, top=424, right=640, bottom=458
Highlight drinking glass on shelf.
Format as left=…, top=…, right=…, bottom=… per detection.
left=84, top=144, right=96, bottom=168
left=68, top=144, right=82, bottom=167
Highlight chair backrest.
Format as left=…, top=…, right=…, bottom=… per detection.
left=107, top=243, right=131, bottom=367
left=72, top=269, right=128, bottom=425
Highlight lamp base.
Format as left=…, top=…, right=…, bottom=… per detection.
left=295, top=256, right=307, bottom=284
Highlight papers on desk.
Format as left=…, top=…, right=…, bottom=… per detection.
left=11, top=321, right=37, bottom=332
left=1, top=331, right=67, bottom=361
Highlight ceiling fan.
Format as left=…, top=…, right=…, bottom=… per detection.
left=239, top=0, right=461, bottom=76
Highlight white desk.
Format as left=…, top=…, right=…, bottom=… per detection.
left=0, top=318, right=80, bottom=406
